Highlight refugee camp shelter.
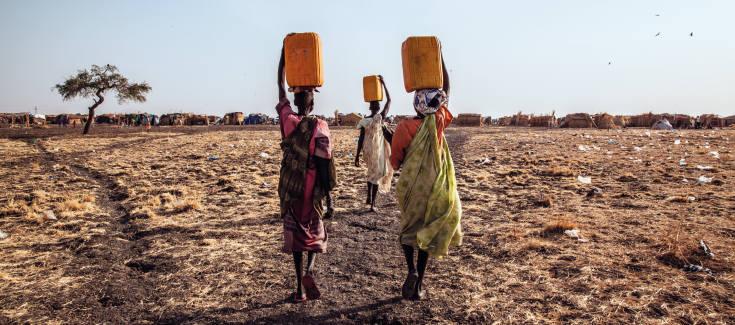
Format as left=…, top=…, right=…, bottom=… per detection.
left=559, top=113, right=596, bottom=128
left=651, top=118, right=673, bottom=130
left=498, top=116, right=512, bottom=125
left=457, top=114, right=483, bottom=126
left=597, top=114, right=616, bottom=129
left=530, top=115, right=555, bottom=127
left=224, top=112, right=244, bottom=125
left=244, top=114, right=263, bottom=125
left=340, top=113, right=362, bottom=126
left=392, top=115, right=412, bottom=125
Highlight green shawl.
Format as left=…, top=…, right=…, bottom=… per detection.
left=396, top=113, right=462, bottom=259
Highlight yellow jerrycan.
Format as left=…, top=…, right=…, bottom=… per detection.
left=362, top=75, right=383, bottom=102
left=401, top=36, right=443, bottom=93
left=284, top=33, right=324, bottom=88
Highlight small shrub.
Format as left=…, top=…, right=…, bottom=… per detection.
left=618, top=173, right=637, bottom=182
left=544, top=215, right=577, bottom=234
left=174, top=197, right=202, bottom=212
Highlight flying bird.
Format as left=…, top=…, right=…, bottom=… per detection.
left=689, top=32, right=693, bottom=37
left=655, top=32, right=660, bottom=36
left=655, top=14, right=659, bottom=16
left=608, top=62, right=611, bottom=65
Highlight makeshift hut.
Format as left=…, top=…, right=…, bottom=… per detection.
left=456, top=114, right=482, bottom=127
left=224, top=112, right=244, bottom=125
left=97, top=114, right=116, bottom=124
left=613, top=116, right=628, bottom=128
left=700, top=114, right=725, bottom=128
left=651, top=117, right=673, bottom=130
left=597, top=114, right=616, bottom=129
left=530, top=114, right=555, bottom=127
left=497, top=116, right=512, bottom=125
left=672, top=115, right=692, bottom=129
left=160, top=115, right=171, bottom=126
left=393, top=115, right=412, bottom=125
left=340, top=113, right=362, bottom=127
left=630, top=113, right=656, bottom=128
left=187, top=115, right=206, bottom=125
left=244, top=114, right=263, bottom=125
left=511, top=113, right=530, bottom=126
left=559, top=113, right=596, bottom=128
left=724, top=115, right=735, bottom=127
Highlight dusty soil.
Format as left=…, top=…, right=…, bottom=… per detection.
left=1, top=124, right=734, bottom=324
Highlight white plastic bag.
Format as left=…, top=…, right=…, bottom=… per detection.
left=578, top=176, right=591, bottom=184
left=43, top=210, right=57, bottom=221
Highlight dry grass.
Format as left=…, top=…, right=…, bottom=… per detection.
left=545, top=163, right=573, bottom=176
left=618, top=172, right=637, bottom=181
left=535, top=195, right=553, bottom=207
left=174, top=197, right=203, bottom=212
left=543, top=215, right=577, bottom=234
left=1, top=127, right=734, bottom=324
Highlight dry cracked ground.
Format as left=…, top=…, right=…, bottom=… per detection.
left=1, top=124, right=734, bottom=324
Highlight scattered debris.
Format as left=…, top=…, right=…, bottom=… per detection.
left=564, top=229, right=588, bottom=242
left=260, top=152, right=270, bottom=159
left=577, top=176, right=591, bottom=184
left=0, top=229, right=7, bottom=239
left=680, top=265, right=711, bottom=274
left=587, top=188, right=604, bottom=197
left=700, top=240, right=714, bottom=257
left=43, top=210, right=57, bottom=221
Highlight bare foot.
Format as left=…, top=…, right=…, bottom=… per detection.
left=365, top=199, right=372, bottom=205
left=370, top=206, right=378, bottom=213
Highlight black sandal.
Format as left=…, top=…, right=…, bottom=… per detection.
left=402, top=270, right=418, bottom=300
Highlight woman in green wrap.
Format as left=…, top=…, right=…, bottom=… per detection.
left=389, top=54, right=462, bottom=300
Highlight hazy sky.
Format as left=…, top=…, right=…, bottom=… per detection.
left=1, top=0, right=733, bottom=118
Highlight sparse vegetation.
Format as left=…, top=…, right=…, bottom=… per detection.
left=0, top=126, right=733, bottom=324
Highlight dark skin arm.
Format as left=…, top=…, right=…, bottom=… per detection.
left=355, top=127, right=365, bottom=167
left=441, top=53, right=450, bottom=97
left=277, top=45, right=287, bottom=102
left=379, top=75, right=391, bottom=120
left=315, top=156, right=334, bottom=218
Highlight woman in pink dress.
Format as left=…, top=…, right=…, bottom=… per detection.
left=276, top=41, right=337, bottom=303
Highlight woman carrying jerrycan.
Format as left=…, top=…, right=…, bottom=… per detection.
left=354, top=75, right=393, bottom=213
left=275, top=32, right=337, bottom=303
left=391, top=36, right=463, bottom=300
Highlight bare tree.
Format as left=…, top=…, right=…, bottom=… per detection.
left=54, top=64, right=152, bottom=134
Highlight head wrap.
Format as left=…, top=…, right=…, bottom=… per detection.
left=413, top=89, right=448, bottom=115
left=288, top=86, right=320, bottom=93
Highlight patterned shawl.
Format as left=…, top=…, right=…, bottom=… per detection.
left=278, top=116, right=337, bottom=218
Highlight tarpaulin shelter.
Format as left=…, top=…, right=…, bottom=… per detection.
left=244, top=114, right=263, bottom=125
left=651, top=118, right=673, bottom=130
